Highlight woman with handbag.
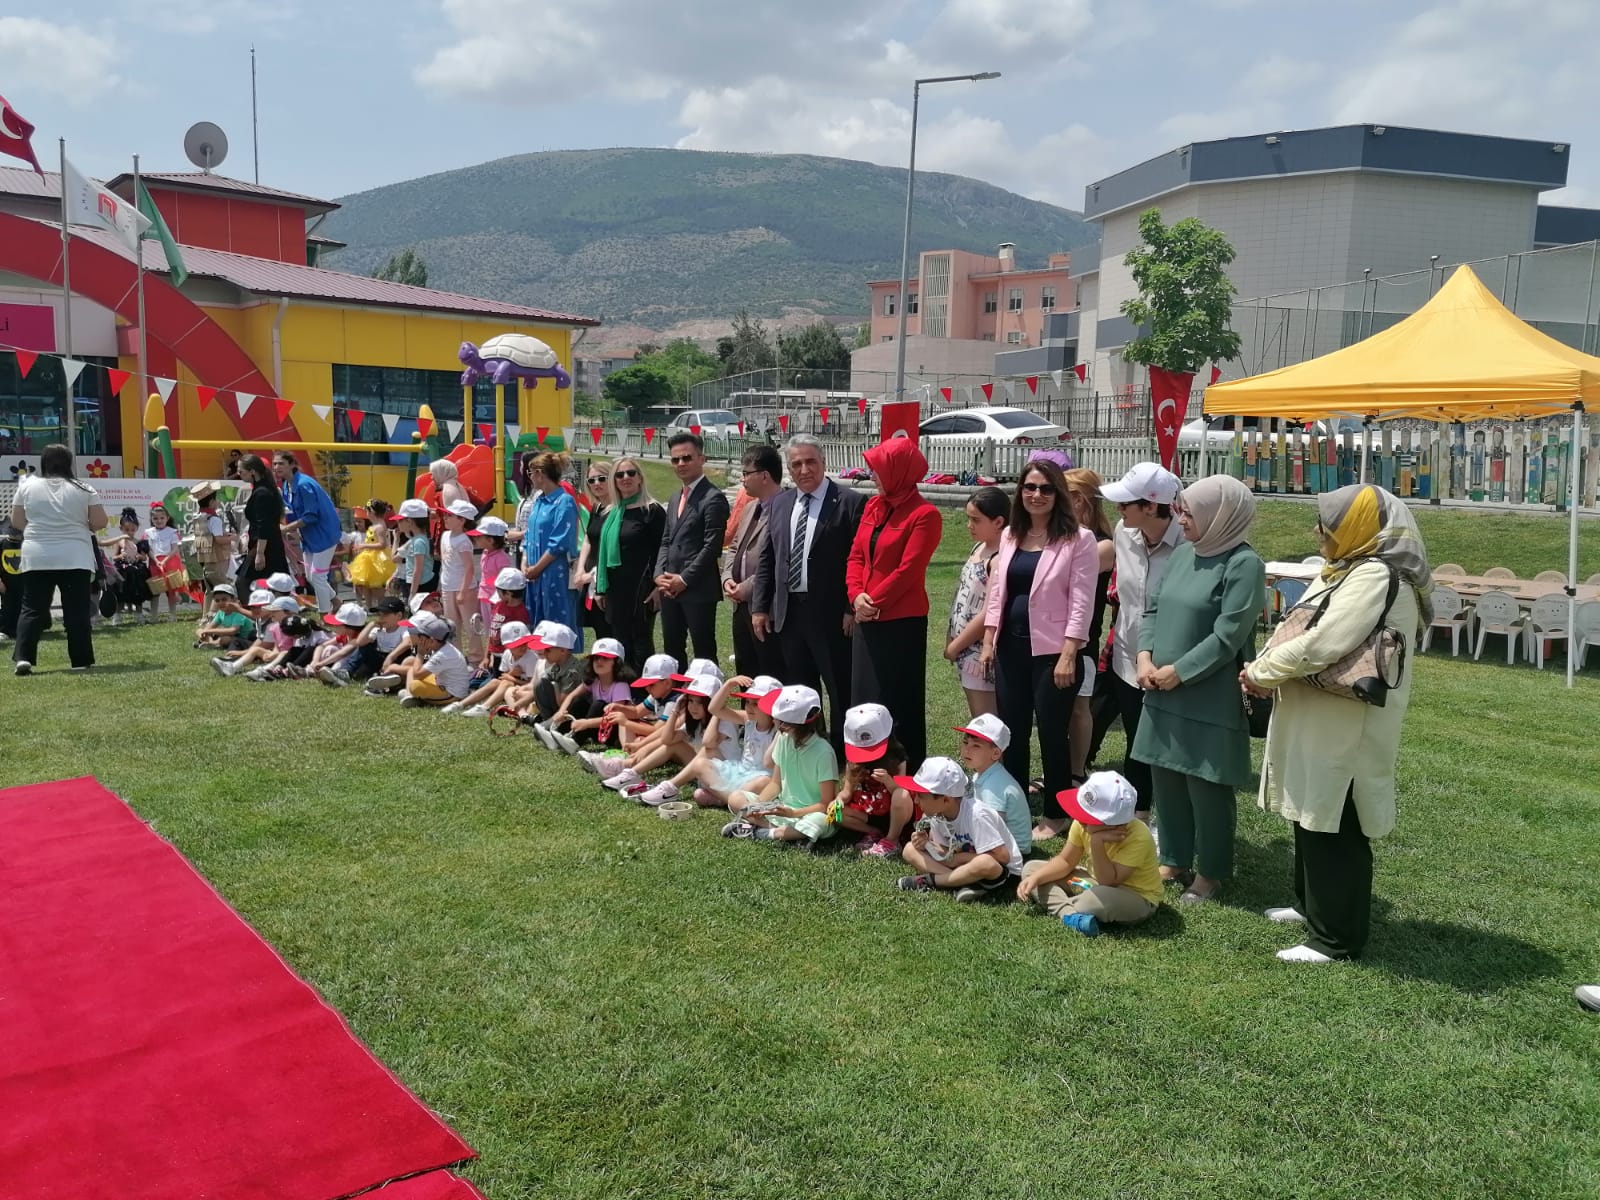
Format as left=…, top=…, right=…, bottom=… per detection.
left=236, top=454, right=289, bottom=595
left=9, top=444, right=107, bottom=675
left=1133, top=475, right=1265, bottom=903
left=1242, top=484, right=1429, bottom=963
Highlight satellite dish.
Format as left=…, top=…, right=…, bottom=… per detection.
left=183, top=122, right=229, bottom=173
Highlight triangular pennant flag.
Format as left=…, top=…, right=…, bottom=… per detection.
left=590, top=427, right=603, bottom=446
left=1026, top=375, right=1039, bottom=394
left=234, top=392, right=255, bottom=418
left=14, top=349, right=38, bottom=378
left=382, top=413, right=401, bottom=437
left=1210, top=364, right=1223, bottom=385
left=1051, top=369, right=1065, bottom=390
left=310, top=405, right=331, bottom=423
left=778, top=414, right=790, bottom=434
left=505, top=423, right=520, bottom=443
left=61, top=358, right=87, bottom=388
left=275, top=398, right=294, bottom=423
left=438, top=420, right=457, bottom=441
left=642, top=427, right=655, bottom=445
left=1073, top=363, right=1087, bottom=383
left=857, top=397, right=867, bottom=417
left=980, top=382, right=993, bottom=401
left=479, top=423, right=495, bottom=443
left=536, top=426, right=549, bottom=446
left=561, top=427, right=575, bottom=449
left=689, top=424, right=701, bottom=436
left=346, top=409, right=364, bottom=436
left=197, top=386, right=216, bottom=412
left=106, top=367, right=131, bottom=394
left=416, top=416, right=434, bottom=438
left=940, top=387, right=952, bottom=404
left=737, top=420, right=746, bottom=436
left=154, top=376, right=177, bottom=402
left=819, top=407, right=830, bottom=426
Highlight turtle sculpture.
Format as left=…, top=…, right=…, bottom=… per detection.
left=458, top=335, right=572, bottom=389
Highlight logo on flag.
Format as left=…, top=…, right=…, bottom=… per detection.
left=63, top=157, right=150, bottom=252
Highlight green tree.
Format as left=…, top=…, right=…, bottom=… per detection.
left=633, top=342, right=662, bottom=360
left=651, top=338, right=722, bottom=404
left=1119, top=208, right=1241, bottom=373
left=373, top=247, right=429, bottom=287
left=716, top=310, right=777, bottom=377
left=777, top=321, right=852, bottom=389
left=852, top=322, right=870, bottom=350
left=602, top=360, right=675, bottom=420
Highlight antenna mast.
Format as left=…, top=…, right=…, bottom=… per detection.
left=251, top=46, right=260, bottom=183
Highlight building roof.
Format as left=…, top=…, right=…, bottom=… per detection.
left=103, top=171, right=341, bottom=215
left=1084, top=124, right=1572, bottom=221
left=15, top=212, right=599, bottom=326
left=305, top=232, right=348, bottom=249
left=0, top=163, right=58, bottom=201
left=1534, top=204, right=1600, bottom=248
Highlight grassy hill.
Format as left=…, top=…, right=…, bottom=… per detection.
left=321, top=148, right=1097, bottom=330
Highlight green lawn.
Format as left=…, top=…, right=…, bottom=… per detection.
left=4, top=501, right=1598, bottom=1199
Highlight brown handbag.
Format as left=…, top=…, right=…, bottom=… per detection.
left=1264, top=562, right=1405, bottom=707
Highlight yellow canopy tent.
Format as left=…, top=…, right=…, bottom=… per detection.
left=1203, top=264, right=1592, bottom=686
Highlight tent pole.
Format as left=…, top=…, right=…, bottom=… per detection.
left=1360, top=417, right=1372, bottom=484
left=1568, top=401, right=1584, bottom=689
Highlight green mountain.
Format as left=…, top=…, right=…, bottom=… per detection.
left=321, top=148, right=1097, bottom=331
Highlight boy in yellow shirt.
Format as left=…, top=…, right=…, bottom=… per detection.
left=1017, top=771, right=1163, bottom=936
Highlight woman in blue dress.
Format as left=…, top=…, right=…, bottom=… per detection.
left=520, top=450, right=579, bottom=632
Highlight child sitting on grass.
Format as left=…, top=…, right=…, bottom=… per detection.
left=306, top=603, right=371, bottom=677
left=194, top=585, right=255, bottom=651
left=896, top=756, right=1021, bottom=902
left=319, top=596, right=408, bottom=686
left=834, top=703, right=913, bottom=857
left=629, top=674, right=780, bottom=808
left=210, top=596, right=298, bottom=677
left=242, top=613, right=328, bottom=680
left=603, top=673, right=739, bottom=798
left=720, top=685, right=838, bottom=847
left=577, top=653, right=680, bottom=771
left=365, top=610, right=472, bottom=708
left=1017, top=771, right=1162, bottom=937
left=525, top=624, right=585, bottom=737
left=954, top=713, right=1032, bottom=859
left=443, top=621, right=539, bottom=717
left=541, top=637, right=633, bottom=752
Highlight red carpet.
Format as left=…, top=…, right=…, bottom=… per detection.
left=370, top=1172, right=488, bottom=1199
left=0, top=777, right=476, bottom=1200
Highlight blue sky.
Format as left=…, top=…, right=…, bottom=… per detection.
left=5, top=0, right=1598, bottom=209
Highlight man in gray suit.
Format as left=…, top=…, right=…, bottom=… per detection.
left=654, top=431, right=730, bottom=666
left=723, top=443, right=784, bottom=679
left=752, top=435, right=866, bottom=751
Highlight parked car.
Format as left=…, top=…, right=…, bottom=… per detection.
left=667, top=409, right=744, bottom=439
left=918, top=407, right=1070, bottom=445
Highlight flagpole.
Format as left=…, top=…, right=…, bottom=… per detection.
left=58, top=138, right=76, bottom=450
left=134, top=153, right=149, bottom=447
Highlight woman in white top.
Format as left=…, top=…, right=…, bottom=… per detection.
left=142, top=501, right=185, bottom=621
left=10, top=444, right=108, bottom=675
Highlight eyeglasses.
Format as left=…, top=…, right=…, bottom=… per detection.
left=1020, top=482, right=1057, bottom=496
left=669, top=454, right=698, bottom=465
left=614, top=468, right=640, bottom=479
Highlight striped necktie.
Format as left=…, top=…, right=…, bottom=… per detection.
left=788, top=491, right=811, bottom=593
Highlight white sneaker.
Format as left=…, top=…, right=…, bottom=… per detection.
left=210, top=657, right=236, bottom=677
left=602, top=768, right=643, bottom=792
left=552, top=730, right=580, bottom=755
left=317, top=666, right=350, bottom=688
left=400, top=694, right=427, bottom=708
left=0, top=631, right=10, bottom=644
left=1276, top=944, right=1336, bottom=964
left=635, top=781, right=680, bottom=807
left=244, top=667, right=271, bottom=682
left=593, top=755, right=632, bottom=781
left=365, top=673, right=404, bottom=694
left=1577, top=985, right=1600, bottom=1013
left=534, top=723, right=558, bottom=750
left=14, top=660, right=33, bottom=677
left=462, top=704, right=490, bottom=718
left=1264, top=906, right=1306, bottom=924
left=440, top=702, right=464, bottom=715
left=576, top=750, right=604, bottom=774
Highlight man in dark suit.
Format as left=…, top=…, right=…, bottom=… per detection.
left=723, top=443, right=785, bottom=679
left=654, top=431, right=730, bottom=666
left=752, top=434, right=866, bottom=751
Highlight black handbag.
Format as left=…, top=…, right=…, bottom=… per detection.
left=1239, top=618, right=1272, bottom=738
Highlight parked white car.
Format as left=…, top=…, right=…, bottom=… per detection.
left=918, top=406, right=1070, bottom=445
left=667, top=409, right=744, bottom=438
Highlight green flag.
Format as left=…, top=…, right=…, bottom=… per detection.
left=135, top=180, right=188, bottom=287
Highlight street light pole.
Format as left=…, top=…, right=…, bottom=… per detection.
left=893, top=71, right=1001, bottom=409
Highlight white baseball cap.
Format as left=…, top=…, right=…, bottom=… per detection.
left=735, top=674, right=783, bottom=700
left=954, top=712, right=1011, bottom=750
left=265, top=572, right=297, bottom=593
left=498, top=620, right=533, bottom=647
left=397, top=498, right=430, bottom=519
left=759, top=683, right=822, bottom=723
left=401, top=611, right=451, bottom=640
left=209, top=582, right=237, bottom=597
left=842, top=703, right=894, bottom=763
left=1058, top=770, right=1138, bottom=828
left=894, top=756, right=968, bottom=799
left=494, top=566, right=526, bottom=591
left=329, top=601, right=369, bottom=627
left=408, top=592, right=438, bottom=615
left=442, top=499, right=477, bottom=520
left=266, top=596, right=299, bottom=613
left=589, top=637, right=625, bottom=659
left=634, top=653, right=681, bottom=686
left=536, top=623, right=577, bottom=651
left=474, top=516, right=509, bottom=537
left=673, top=657, right=725, bottom=683
left=674, top=673, right=722, bottom=699
left=1099, top=463, right=1182, bottom=506
left=247, top=589, right=273, bottom=606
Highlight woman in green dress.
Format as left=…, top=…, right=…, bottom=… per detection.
left=1133, top=475, right=1265, bottom=903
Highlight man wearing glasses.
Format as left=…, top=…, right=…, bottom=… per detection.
left=723, top=444, right=784, bottom=677
left=653, top=432, right=730, bottom=665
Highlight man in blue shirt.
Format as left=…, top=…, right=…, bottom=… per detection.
left=272, top=451, right=342, bottom=610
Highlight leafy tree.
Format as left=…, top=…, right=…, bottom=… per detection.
left=373, top=247, right=428, bottom=287
left=717, top=311, right=777, bottom=377
left=777, top=321, right=852, bottom=389
left=1120, top=208, right=1241, bottom=373
left=602, top=360, right=675, bottom=420
left=634, top=342, right=662, bottom=360
left=652, top=338, right=722, bottom=404
left=852, top=322, right=870, bottom=350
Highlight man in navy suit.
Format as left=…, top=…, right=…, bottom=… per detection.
left=752, top=435, right=866, bottom=751
left=654, top=431, right=730, bottom=666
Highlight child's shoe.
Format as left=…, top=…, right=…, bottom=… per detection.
left=895, top=874, right=934, bottom=892
left=602, top=767, right=644, bottom=792
left=399, top=694, right=427, bottom=708
left=862, top=838, right=900, bottom=859
left=855, top=833, right=878, bottom=852
left=365, top=673, right=404, bottom=694
left=551, top=729, right=580, bottom=755
left=462, top=704, right=491, bottom=718
left=592, top=755, right=632, bottom=781
left=635, top=781, right=679, bottom=807
left=693, top=787, right=716, bottom=806
left=209, top=657, right=237, bottom=677
left=318, top=666, right=351, bottom=688
left=533, top=723, right=559, bottom=751
left=439, top=701, right=464, bottom=715
left=720, top=820, right=757, bottom=839
left=243, top=667, right=271, bottom=682
left=576, top=750, right=605, bottom=774
left=1062, top=913, right=1100, bottom=938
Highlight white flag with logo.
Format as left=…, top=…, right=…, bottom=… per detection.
left=62, top=157, right=150, bottom=251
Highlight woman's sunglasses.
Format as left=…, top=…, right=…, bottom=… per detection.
left=614, top=468, right=640, bottom=479
left=1020, top=482, right=1057, bottom=496
left=586, top=476, right=608, bottom=486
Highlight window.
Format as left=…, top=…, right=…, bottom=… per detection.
left=882, top=293, right=896, bottom=316
left=983, top=291, right=998, bottom=314
left=1007, top=288, right=1024, bottom=312
left=1041, top=286, right=1056, bottom=310
left=907, top=292, right=919, bottom=315
left=949, top=415, right=986, bottom=435
left=331, top=363, right=501, bottom=465
left=0, top=352, right=117, bottom=458
left=1007, top=331, right=1025, bottom=344
left=980, top=333, right=995, bottom=342
left=918, top=416, right=957, bottom=436
left=990, top=410, right=1050, bottom=429
left=881, top=335, right=893, bottom=343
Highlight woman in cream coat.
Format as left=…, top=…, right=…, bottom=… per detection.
left=1243, top=484, right=1430, bottom=964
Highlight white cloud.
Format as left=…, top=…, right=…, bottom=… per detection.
left=924, top=0, right=1091, bottom=63
left=137, top=0, right=298, bottom=35
left=0, top=17, right=121, bottom=104
left=1238, top=54, right=1322, bottom=96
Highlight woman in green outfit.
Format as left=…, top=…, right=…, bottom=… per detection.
left=1133, top=475, right=1265, bottom=903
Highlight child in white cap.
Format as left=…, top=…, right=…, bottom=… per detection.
left=834, top=703, right=913, bottom=857
left=896, top=756, right=1021, bottom=901
left=954, top=713, right=1032, bottom=857
left=577, top=653, right=681, bottom=772
left=629, top=674, right=782, bottom=808
left=443, top=621, right=539, bottom=717
left=391, top=498, right=435, bottom=602
left=720, top=685, right=838, bottom=845
left=540, top=636, right=633, bottom=751
left=601, top=673, right=738, bottom=797
left=1017, top=771, right=1162, bottom=936
left=470, top=515, right=513, bottom=638
left=437, top=498, right=481, bottom=661
left=210, top=596, right=298, bottom=677
left=194, top=585, right=255, bottom=652
left=307, top=602, right=372, bottom=677
left=366, top=610, right=473, bottom=707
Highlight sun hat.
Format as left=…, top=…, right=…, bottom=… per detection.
left=401, top=611, right=451, bottom=640
left=328, top=601, right=369, bottom=628
left=472, top=515, right=509, bottom=537
left=537, top=623, right=577, bottom=651
left=209, top=582, right=237, bottom=597
left=441, top=499, right=477, bottom=520
left=189, top=481, right=222, bottom=501
left=247, top=589, right=273, bottom=606
left=589, top=637, right=625, bottom=659
left=1099, top=463, right=1182, bottom=506
left=893, top=756, right=968, bottom=798
left=759, top=683, right=822, bottom=723
left=498, top=620, right=532, bottom=647
left=266, top=597, right=299, bottom=613
left=265, top=572, right=297, bottom=594
left=634, top=653, right=681, bottom=686
left=842, top=702, right=894, bottom=763
left=672, top=657, right=724, bottom=683
left=674, top=673, right=722, bottom=699
left=493, top=566, right=526, bottom=592
left=397, top=498, right=430, bottom=520
left=953, top=712, right=1011, bottom=750
left=734, top=674, right=783, bottom=700
left=1057, top=770, right=1138, bottom=828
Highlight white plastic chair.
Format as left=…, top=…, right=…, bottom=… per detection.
left=1422, top=586, right=1473, bottom=657
left=1533, top=570, right=1568, bottom=584
left=1302, top=555, right=1326, bottom=567
left=1523, top=594, right=1572, bottom=669
left=1573, top=601, right=1600, bottom=669
left=1433, top=562, right=1466, bottom=575
left=1484, top=566, right=1516, bottom=580
left=1472, top=591, right=1527, bottom=665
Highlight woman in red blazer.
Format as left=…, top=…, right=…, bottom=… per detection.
left=847, top=435, right=943, bottom=765
left=979, top=457, right=1097, bottom=838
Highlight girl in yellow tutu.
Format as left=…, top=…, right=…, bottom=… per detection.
left=348, top=498, right=396, bottom=605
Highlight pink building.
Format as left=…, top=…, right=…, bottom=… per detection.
left=866, top=244, right=1073, bottom=349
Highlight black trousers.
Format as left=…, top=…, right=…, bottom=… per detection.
left=603, top=578, right=657, bottom=674
left=1105, top=670, right=1154, bottom=814
left=995, top=632, right=1073, bottom=816
left=731, top=601, right=783, bottom=680
left=0, top=561, right=23, bottom=638
left=777, top=592, right=854, bottom=755
left=851, top=616, right=929, bottom=767
left=1294, top=789, right=1374, bottom=959
left=15, top=569, right=95, bottom=669
left=659, top=595, right=718, bottom=668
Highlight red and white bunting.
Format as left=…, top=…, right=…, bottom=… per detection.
left=1050, top=369, right=1064, bottom=391
left=154, top=377, right=177, bottom=402
left=274, top=398, right=294, bottom=423
left=478, top=423, right=494, bottom=442
left=444, top=420, right=462, bottom=441
left=235, top=392, right=256, bottom=419
left=60, top=358, right=87, bottom=388
left=416, top=415, right=434, bottom=438
left=382, top=413, right=402, bottom=437
left=642, top=427, right=655, bottom=445
left=106, top=367, right=131, bottom=394
left=1073, top=363, right=1087, bottom=383
left=590, top=426, right=603, bottom=446
left=197, top=386, right=217, bottom=412
left=505, top=423, right=520, bottom=442
left=346, top=409, right=364, bottom=436
left=1210, top=364, right=1223, bottom=385
left=310, top=405, right=331, bottom=423
left=857, top=397, right=867, bottom=416
left=778, top=414, right=790, bottom=433
left=940, top=386, right=952, bottom=404
left=536, top=426, right=550, bottom=446
left=737, top=419, right=746, bottom=436
left=819, top=407, right=830, bottom=426
left=14, top=349, right=38, bottom=379
left=980, top=382, right=993, bottom=401
left=561, top=427, right=576, bottom=449
left=1025, top=375, right=1039, bottom=394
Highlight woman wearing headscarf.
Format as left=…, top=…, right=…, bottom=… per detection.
left=1243, top=484, right=1429, bottom=963
left=428, top=459, right=472, bottom=511
left=1133, top=474, right=1265, bottom=903
left=847, top=436, right=943, bottom=765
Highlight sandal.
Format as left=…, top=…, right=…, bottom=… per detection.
left=1031, top=820, right=1069, bottom=841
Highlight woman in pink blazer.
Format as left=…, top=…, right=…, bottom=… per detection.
left=980, top=458, right=1097, bottom=839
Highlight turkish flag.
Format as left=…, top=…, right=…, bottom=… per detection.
left=0, top=94, right=43, bottom=175
left=1149, top=366, right=1195, bottom=472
